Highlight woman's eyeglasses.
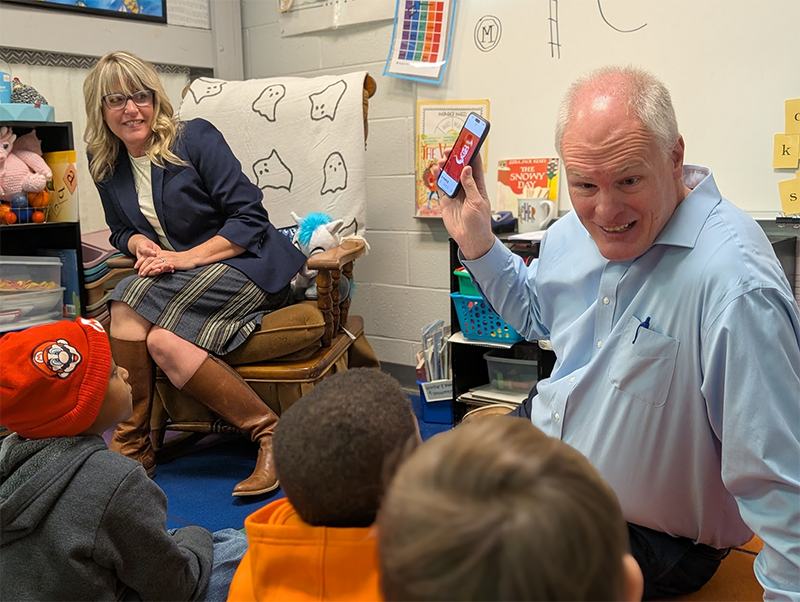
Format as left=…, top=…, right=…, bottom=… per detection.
left=102, top=89, right=154, bottom=111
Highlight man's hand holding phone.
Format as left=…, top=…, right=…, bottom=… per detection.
left=434, top=148, right=496, bottom=261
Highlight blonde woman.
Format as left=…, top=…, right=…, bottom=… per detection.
left=83, top=51, right=305, bottom=496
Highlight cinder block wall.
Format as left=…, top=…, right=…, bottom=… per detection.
left=242, top=0, right=452, bottom=368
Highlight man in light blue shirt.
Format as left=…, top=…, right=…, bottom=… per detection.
left=439, top=66, right=800, bottom=600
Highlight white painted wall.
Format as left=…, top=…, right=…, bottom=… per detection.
left=241, top=0, right=451, bottom=368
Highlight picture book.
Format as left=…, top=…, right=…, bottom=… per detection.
left=495, top=158, right=560, bottom=213
left=415, top=99, right=489, bottom=218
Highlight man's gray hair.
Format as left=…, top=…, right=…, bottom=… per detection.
left=554, top=65, right=680, bottom=158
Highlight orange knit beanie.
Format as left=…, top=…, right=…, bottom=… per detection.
left=0, top=318, right=112, bottom=438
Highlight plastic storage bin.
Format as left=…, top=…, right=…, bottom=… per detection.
left=453, top=268, right=480, bottom=296
left=0, top=287, right=65, bottom=331
left=0, top=256, right=62, bottom=292
left=484, top=348, right=538, bottom=392
left=450, top=292, right=523, bottom=343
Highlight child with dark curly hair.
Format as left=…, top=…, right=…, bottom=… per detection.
left=227, top=368, right=420, bottom=601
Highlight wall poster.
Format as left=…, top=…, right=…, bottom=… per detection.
left=0, top=0, right=167, bottom=23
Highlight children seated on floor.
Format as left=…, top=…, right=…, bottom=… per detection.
left=378, top=416, right=644, bottom=602
left=227, top=367, right=420, bottom=601
left=0, top=318, right=246, bottom=601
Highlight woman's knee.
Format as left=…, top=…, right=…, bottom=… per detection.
left=145, top=327, right=176, bottom=365
left=146, top=327, right=205, bottom=366
left=109, top=301, right=151, bottom=340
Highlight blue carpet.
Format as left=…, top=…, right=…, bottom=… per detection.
left=148, top=393, right=452, bottom=532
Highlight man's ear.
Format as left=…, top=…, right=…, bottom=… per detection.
left=622, top=553, right=644, bottom=602
left=670, top=136, right=685, bottom=179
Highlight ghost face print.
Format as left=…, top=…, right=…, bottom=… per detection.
left=309, top=80, right=347, bottom=121
left=321, top=152, right=348, bottom=195
left=252, top=84, right=286, bottom=122
left=189, top=78, right=225, bottom=103
left=253, top=150, right=293, bottom=192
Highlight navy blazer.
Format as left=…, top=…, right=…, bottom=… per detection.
left=95, top=118, right=305, bottom=294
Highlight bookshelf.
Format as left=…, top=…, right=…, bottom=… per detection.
left=0, top=121, right=87, bottom=318
left=448, top=236, right=555, bottom=422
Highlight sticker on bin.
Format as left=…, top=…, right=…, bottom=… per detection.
left=420, top=379, right=453, bottom=403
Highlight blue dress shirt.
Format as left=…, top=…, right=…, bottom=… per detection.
left=464, top=166, right=800, bottom=600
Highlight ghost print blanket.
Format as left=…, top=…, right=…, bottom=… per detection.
left=179, top=72, right=368, bottom=234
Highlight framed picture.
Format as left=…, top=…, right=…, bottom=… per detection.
left=0, top=0, right=167, bottom=24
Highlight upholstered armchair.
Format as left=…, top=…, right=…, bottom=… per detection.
left=107, top=72, right=379, bottom=449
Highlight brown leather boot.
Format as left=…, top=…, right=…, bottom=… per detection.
left=180, top=355, right=279, bottom=496
left=108, top=337, right=156, bottom=478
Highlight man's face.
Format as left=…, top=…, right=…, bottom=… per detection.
left=561, top=99, right=685, bottom=262
left=459, top=142, right=470, bottom=161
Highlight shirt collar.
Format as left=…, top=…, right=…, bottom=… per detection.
left=653, top=165, right=721, bottom=249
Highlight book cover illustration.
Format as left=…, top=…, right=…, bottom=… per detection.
left=416, top=100, right=489, bottom=218
left=495, top=158, right=560, bottom=214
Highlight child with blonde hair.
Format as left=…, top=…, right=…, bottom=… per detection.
left=378, top=416, right=643, bottom=601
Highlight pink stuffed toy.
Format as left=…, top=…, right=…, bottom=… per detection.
left=0, top=127, right=52, bottom=200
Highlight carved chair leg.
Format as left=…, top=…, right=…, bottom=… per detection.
left=341, top=261, right=353, bottom=327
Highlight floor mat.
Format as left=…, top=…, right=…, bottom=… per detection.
left=141, top=393, right=453, bottom=532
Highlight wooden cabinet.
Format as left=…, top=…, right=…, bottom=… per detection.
left=0, top=121, right=87, bottom=319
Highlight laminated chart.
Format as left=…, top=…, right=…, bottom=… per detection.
left=385, top=0, right=456, bottom=84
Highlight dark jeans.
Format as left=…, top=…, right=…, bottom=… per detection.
left=629, top=523, right=728, bottom=599
left=509, top=390, right=728, bottom=599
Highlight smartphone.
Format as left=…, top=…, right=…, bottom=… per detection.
left=437, top=112, right=490, bottom=198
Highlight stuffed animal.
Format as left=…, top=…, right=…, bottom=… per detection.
left=290, top=211, right=344, bottom=300
left=0, top=127, right=52, bottom=200
left=10, top=78, right=49, bottom=105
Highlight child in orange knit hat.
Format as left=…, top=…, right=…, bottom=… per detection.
left=227, top=368, right=421, bottom=601
left=0, top=318, right=245, bottom=601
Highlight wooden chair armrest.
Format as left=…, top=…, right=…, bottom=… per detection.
left=107, top=257, right=136, bottom=269
left=306, top=238, right=366, bottom=271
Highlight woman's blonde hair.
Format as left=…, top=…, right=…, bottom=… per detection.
left=378, top=417, right=631, bottom=601
left=83, top=51, right=184, bottom=182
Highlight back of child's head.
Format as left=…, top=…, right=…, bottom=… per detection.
left=273, top=367, right=419, bottom=528
left=378, top=416, right=633, bottom=601
left=0, top=318, right=111, bottom=439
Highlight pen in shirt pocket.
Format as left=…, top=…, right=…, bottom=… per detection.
left=632, top=316, right=651, bottom=344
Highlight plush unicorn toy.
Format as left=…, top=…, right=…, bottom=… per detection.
left=290, top=211, right=344, bottom=300
left=0, top=127, right=52, bottom=199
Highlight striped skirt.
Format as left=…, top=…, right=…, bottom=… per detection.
left=109, top=263, right=291, bottom=355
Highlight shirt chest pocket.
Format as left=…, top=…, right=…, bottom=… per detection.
left=607, top=316, right=679, bottom=407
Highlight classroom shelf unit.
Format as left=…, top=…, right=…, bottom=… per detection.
left=0, top=120, right=87, bottom=319
left=448, top=237, right=555, bottom=423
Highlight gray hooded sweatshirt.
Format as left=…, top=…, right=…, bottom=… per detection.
left=0, top=433, right=212, bottom=601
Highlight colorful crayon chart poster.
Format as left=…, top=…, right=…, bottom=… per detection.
left=495, top=158, right=560, bottom=214
left=384, top=0, right=456, bottom=84
left=416, top=100, right=489, bottom=218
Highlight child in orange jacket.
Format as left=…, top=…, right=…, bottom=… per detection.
left=227, top=368, right=420, bottom=601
